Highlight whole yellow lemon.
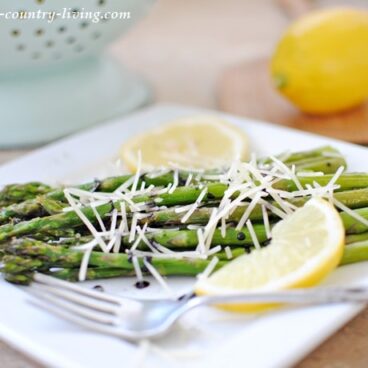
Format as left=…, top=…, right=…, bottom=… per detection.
left=270, top=8, right=368, bottom=115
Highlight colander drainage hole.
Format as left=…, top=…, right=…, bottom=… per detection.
left=31, top=52, right=41, bottom=60
left=11, top=29, right=20, bottom=37
left=66, top=36, right=76, bottom=44
left=35, top=28, right=44, bottom=36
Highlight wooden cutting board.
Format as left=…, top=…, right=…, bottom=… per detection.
left=217, top=58, right=368, bottom=144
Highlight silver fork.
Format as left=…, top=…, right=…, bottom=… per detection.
left=29, top=273, right=368, bottom=341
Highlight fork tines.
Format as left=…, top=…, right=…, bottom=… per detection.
left=29, top=273, right=143, bottom=338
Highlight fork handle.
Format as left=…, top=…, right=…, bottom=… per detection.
left=192, top=287, right=368, bottom=308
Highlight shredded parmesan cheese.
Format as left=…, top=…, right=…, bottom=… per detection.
left=246, top=219, right=260, bottom=249
left=197, top=256, right=219, bottom=279
left=196, top=228, right=206, bottom=254
left=181, top=187, right=208, bottom=223
left=236, top=192, right=263, bottom=230
left=297, top=171, right=324, bottom=177
left=78, top=246, right=94, bottom=281
left=333, top=198, right=368, bottom=227
left=206, top=245, right=222, bottom=256
left=132, top=256, right=143, bottom=281
left=62, top=148, right=348, bottom=288
left=64, top=190, right=108, bottom=252
left=185, top=173, right=193, bottom=186
left=261, top=205, right=271, bottom=239
left=225, top=246, right=233, bottom=259
left=143, top=258, right=171, bottom=293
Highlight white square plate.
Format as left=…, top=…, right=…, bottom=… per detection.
left=0, top=104, right=367, bottom=368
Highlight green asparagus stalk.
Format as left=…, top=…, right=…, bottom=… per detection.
left=49, top=268, right=135, bottom=283
left=0, top=178, right=131, bottom=224
left=41, top=181, right=368, bottom=234
left=12, top=235, right=366, bottom=285
left=2, top=240, right=226, bottom=278
left=4, top=189, right=367, bottom=251
left=0, top=202, right=114, bottom=243
left=144, top=188, right=368, bottom=227
left=3, top=268, right=139, bottom=284
left=340, top=240, right=368, bottom=266
left=264, top=146, right=342, bottom=165
left=3, top=178, right=368, bottom=245
left=0, top=174, right=173, bottom=224
left=345, top=232, right=368, bottom=244
left=3, top=237, right=367, bottom=285
left=0, top=182, right=52, bottom=207
left=3, top=239, right=245, bottom=266
left=125, top=226, right=267, bottom=249
left=4, top=146, right=343, bottom=201
left=29, top=231, right=90, bottom=244
left=7, top=204, right=368, bottom=251
left=283, top=156, right=345, bottom=174
left=340, top=208, right=368, bottom=234
left=0, top=182, right=231, bottom=244
left=0, top=197, right=69, bottom=225
left=101, top=208, right=368, bottom=249
left=0, top=169, right=203, bottom=212
left=331, top=188, right=368, bottom=209
left=0, top=182, right=227, bottom=229
left=3, top=272, right=34, bottom=285
left=139, top=209, right=368, bottom=250
left=1, top=256, right=45, bottom=274
left=275, top=173, right=368, bottom=192
left=0, top=199, right=47, bottom=224
left=2, top=196, right=368, bottom=248
left=0, top=146, right=345, bottom=223
left=8, top=237, right=365, bottom=285
left=77, top=175, right=368, bottom=212
left=7, top=180, right=368, bottom=226
left=91, top=152, right=340, bottom=190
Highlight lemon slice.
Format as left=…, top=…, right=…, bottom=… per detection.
left=120, top=116, right=249, bottom=172
left=196, top=198, right=345, bottom=312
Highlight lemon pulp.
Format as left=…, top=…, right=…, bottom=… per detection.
left=120, top=116, right=249, bottom=172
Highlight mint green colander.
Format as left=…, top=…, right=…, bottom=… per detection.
left=0, top=0, right=154, bottom=146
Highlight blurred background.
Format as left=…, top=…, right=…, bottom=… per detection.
left=114, top=0, right=365, bottom=107
left=2, top=0, right=368, bottom=366
left=2, top=0, right=367, bottom=152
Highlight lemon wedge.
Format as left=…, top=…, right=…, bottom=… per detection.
left=120, top=116, right=249, bottom=172
left=195, top=198, right=345, bottom=312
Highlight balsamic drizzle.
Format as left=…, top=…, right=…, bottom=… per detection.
left=134, top=280, right=150, bottom=289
